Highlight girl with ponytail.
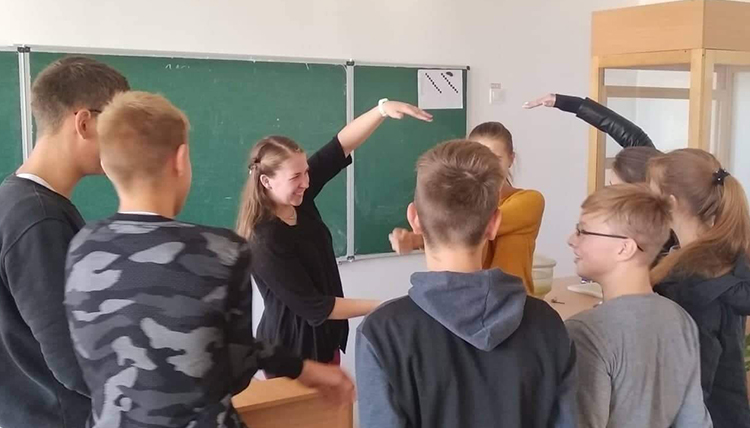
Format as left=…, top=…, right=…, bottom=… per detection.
left=648, top=148, right=750, bottom=428
left=237, top=100, right=433, bottom=368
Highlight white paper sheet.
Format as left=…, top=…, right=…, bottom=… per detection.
left=417, top=69, right=463, bottom=110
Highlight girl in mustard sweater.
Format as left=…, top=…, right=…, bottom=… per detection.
left=390, top=122, right=545, bottom=295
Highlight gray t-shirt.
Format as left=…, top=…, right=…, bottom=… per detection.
left=566, top=293, right=712, bottom=428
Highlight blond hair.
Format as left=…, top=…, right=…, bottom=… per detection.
left=236, top=136, right=305, bottom=241
left=414, top=139, right=505, bottom=248
left=648, top=149, right=750, bottom=283
left=581, top=183, right=672, bottom=263
left=97, top=91, right=190, bottom=187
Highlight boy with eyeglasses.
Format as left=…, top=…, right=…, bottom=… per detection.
left=566, top=184, right=712, bottom=428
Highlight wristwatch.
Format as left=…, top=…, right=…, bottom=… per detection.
left=378, top=98, right=389, bottom=118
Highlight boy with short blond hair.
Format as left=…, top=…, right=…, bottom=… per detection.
left=566, top=184, right=712, bottom=428
left=65, top=91, right=353, bottom=428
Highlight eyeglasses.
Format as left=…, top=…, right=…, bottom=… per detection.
left=575, top=224, right=644, bottom=252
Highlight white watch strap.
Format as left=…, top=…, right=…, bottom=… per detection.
left=378, top=98, right=389, bottom=117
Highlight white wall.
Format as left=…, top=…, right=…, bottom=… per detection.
left=1, top=0, right=639, bottom=377
left=729, top=71, right=750, bottom=195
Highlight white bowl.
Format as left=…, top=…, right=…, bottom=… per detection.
left=531, top=254, right=557, bottom=298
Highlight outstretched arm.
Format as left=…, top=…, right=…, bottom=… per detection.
left=524, top=93, right=655, bottom=149
left=338, top=101, right=433, bottom=157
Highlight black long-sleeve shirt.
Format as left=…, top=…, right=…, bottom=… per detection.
left=0, top=175, right=90, bottom=428
left=250, top=137, right=351, bottom=363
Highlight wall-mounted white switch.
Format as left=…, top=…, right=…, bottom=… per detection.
left=489, top=83, right=503, bottom=105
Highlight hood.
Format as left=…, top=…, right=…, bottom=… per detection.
left=655, top=256, right=750, bottom=315
left=408, top=269, right=527, bottom=351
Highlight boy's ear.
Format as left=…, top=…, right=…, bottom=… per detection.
left=74, top=110, right=98, bottom=141
left=407, top=202, right=422, bottom=235
left=616, top=238, right=640, bottom=263
left=175, top=143, right=190, bottom=176
left=485, top=208, right=502, bottom=241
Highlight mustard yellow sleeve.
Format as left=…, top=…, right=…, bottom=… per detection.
left=496, top=190, right=545, bottom=237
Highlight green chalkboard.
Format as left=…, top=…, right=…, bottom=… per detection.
left=353, top=66, right=467, bottom=255
left=0, top=51, right=22, bottom=179
left=31, top=53, right=348, bottom=256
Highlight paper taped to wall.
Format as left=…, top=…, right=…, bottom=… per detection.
left=418, top=69, right=463, bottom=110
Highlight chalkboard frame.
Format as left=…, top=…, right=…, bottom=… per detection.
left=14, top=45, right=469, bottom=260
left=0, top=47, right=23, bottom=180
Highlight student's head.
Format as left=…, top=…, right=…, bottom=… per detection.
left=407, top=140, right=504, bottom=253
left=97, top=91, right=192, bottom=215
left=31, top=56, right=129, bottom=175
left=648, top=149, right=750, bottom=282
left=468, top=122, right=514, bottom=181
left=568, top=184, right=671, bottom=283
left=610, top=146, right=663, bottom=185
left=236, top=136, right=307, bottom=240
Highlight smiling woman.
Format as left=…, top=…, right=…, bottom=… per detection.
left=235, top=100, right=433, bottom=368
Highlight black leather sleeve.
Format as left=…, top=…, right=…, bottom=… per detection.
left=576, top=97, right=655, bottom=148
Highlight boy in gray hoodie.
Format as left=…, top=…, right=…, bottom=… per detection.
left=355, top=140, right=576, bottom=428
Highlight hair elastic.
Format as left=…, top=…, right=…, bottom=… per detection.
left=713, top=168, right=730, bottom=186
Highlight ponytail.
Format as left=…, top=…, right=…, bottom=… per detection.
left=649, top=149, right=750, bottom=283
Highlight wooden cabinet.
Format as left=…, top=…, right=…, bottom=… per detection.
left=588, top=1, right=750, bottom=194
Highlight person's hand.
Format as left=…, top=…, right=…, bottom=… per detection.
left=389, top=228, right=417, bottom=255
left=523, top=93, right=556, bottom=109
left=382, top=101, right=433, bottom=122
left=296, top=360, right=356, bottom=405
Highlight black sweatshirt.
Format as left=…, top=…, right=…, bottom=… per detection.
left=250, top=137, right=352, bottom=363
left=0, top=175, right=90, bottom=428
left=655, top=257, right=750, bottom=428
left=357, top=269, right=577, bottom=428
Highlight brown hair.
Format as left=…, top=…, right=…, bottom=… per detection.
left=414, top=139, right=505, bottom=248
left=236, top=136, right=305, bottom=240
left=97, top=91, right=190, bottom=187
left=649, top=149, right=750, bottom=283
left=581, top=183, right=672, bottom=263
left=31, top=56, right=130, bottom=136
left=468, top=121, right=514, bottom=182
left=612, top=146, right=663, bottom=184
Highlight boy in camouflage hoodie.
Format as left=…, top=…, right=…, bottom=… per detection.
left=64, top=91, right=354, bottom=428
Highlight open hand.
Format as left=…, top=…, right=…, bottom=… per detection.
left=383, top=101, right=433, bottom=122
left=296, top=360, right=356, bottom=406
left=523, top=93, right=556, bottom=109
left=389, top=228, right=417, bottom=255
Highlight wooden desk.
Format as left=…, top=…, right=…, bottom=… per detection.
left=544, top=276, right=601, bottom=320
left=231, top=278, right=750, bottom=421
left=232, top=378, right=353, bottom=428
